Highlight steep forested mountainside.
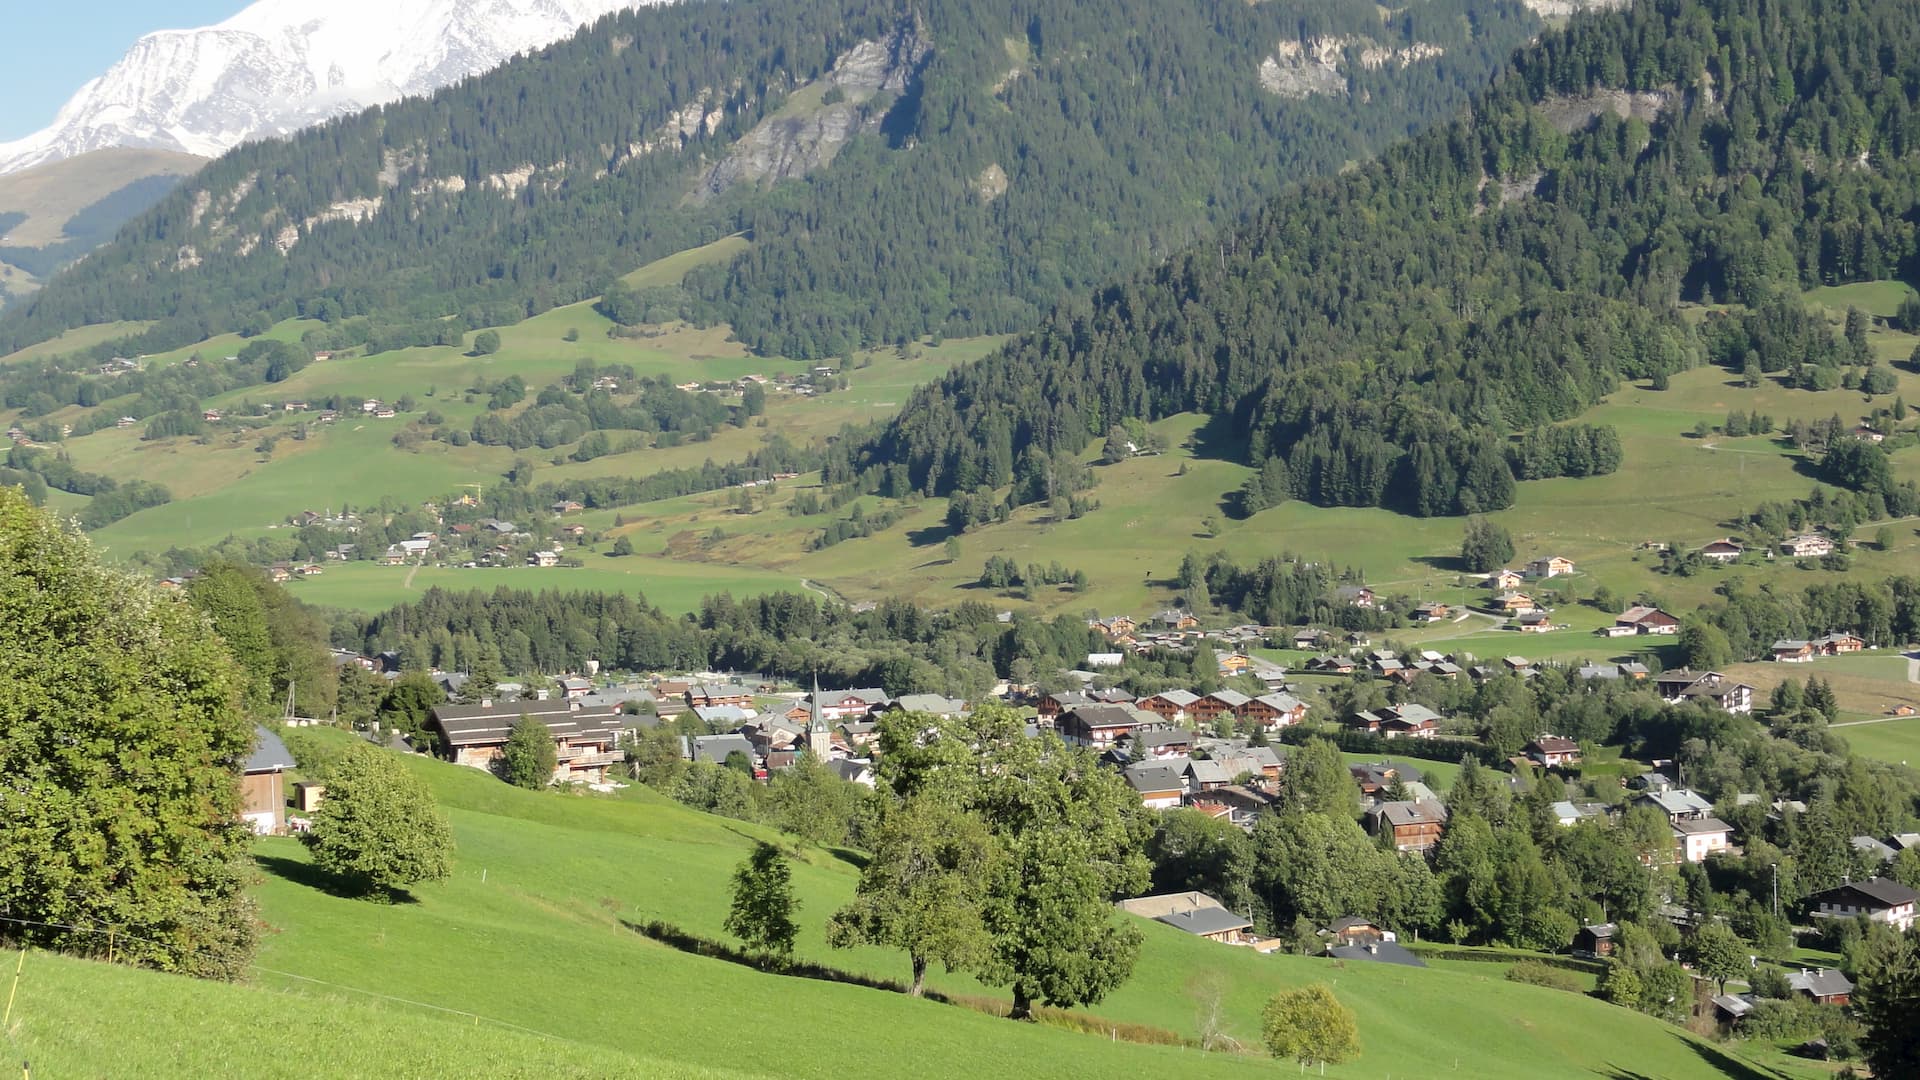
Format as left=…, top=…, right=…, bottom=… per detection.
left=0, top=0, right=1539, bottom=360
left=847, top=0, right=1920, bottom=516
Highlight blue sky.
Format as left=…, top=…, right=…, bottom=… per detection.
left=1, top=2, right=247, bottom=142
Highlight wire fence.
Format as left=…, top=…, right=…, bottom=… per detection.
left=0, top=913, right=574, bottom=1048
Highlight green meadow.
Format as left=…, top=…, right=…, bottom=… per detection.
left=10, top=735, right=1814, bottom=1079
left=9, top=254, right=1920, bottom=635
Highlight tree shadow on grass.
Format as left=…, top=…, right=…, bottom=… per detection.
left=905, top=523, right=955, bottom=549
left=255, top=853, right=421, bottom=904
left=1185, top=412, right=1248, bottom=463
left=1413, top=553, right=1468, bottom=575
left=1602, top=1034, right=1799, bottom=1080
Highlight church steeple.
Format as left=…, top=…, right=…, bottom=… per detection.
left=807, top=673, right=832, bottom=760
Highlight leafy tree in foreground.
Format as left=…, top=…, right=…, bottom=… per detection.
left=0, top=488, right=257, bottom=977
left=1459, top=516, right=1515, bottom=573
left=828, top=795, right=998, bottom=996
left=499, top=715, right=558, bottom=788
left=610, top=534, right=635, bottom=557
left=1857, top=929, right=1920, bottom=1077
left=1262, top=983, right=1360, bottom=1073
left=726, top=842, right=798, bottom=966
left=303, top=744, right=454, bottom=900
left=876, top=704, right=1150, bottom=1019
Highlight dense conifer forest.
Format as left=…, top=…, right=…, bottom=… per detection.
left=847, top=0, right=1920, bottom=515
left=0, top=0, right=1538, bottom=362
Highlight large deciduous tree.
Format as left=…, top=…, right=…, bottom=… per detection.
left=1459, top=516, right=1515, bottom=573
left=876, top=704, right=1151, bottom=1019
left=827, top=795, right=998, bottom=995
left=303, top=743, right=454, bottom=900
left=0, top=489, right=257, bottom=977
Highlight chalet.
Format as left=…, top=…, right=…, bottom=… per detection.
left=1369, top=656, right=1405, bottom=676
left=1212, top=745, right=1286, bottom=784
left=1153, top=609, right=1200, bottom=631
left=1852, top=836, right=1898, bottom=864
left=1615, top=606, right=1681, bottom=635
left=1571, top=923, right=1617, bottom=959
left=1088, top=615, right=1138, bottom=640
left=1807, top=877, right=1918, bottom=931
left=1292, top=627, right=1328, bottom=650
left=527, top=550, right=561, bottom=567
left=374, top=407, right=397, bottom=419
left=1503, top=655, right=1534, bottom=673
left=1086, top=651, right=1124, bottom=668
left=361, top=400, right=382, bottom=413
left=1488, top=568, right=1526, bottom=591
left=1326, top=939, right=1426, bottom=967
left=1216, top=652, right=1251, bottom=676
left=1698, top=539, right=1745, bottom=563
left=381, top=545, right=409, bottom=566
left=1333, top=585, right=1376, bottom=609
left=1349, top=703, right=1443, bottom=739
left=1306, top=653, right=1356, bottom=674
left=1192, top=783, right=1278, bottom=823
left=831, top=758, right=877, bottom=787
left=1058, top=704, right=1143, bottom=749
left=1365, top=799, right=1448, bottom=852
left=1031, top=691, right=1088, bottom=720
left=1411, top=601, right=1451, bottom=623
left=1525, top=736, right=1582, bottom=768
left=1190, top=689, right=1252, bottom=724
left=1493, top=591, right=1538, bottom=615
left=839, top=719, right=881, bottom=748
left=1182, top=757, right=1231, bottom=792
left=1526, top=555, right=1575, bottom=579
left=1241, top=692, right=1308, bottom=729
left=886, top=693, right=968, bottom=718
left=202, top=409, right=222, bottom=422
left=1653, top=670, right=1755, bottom=714
left=295, top=564, right=323, bottom=577
left=1119, top=893, right=1257, bottom=945
left=282, top=401, right=308, bottom=412
left=592, top=375, right=621, bottom=391
left=1349, top=760, right=1423, bottom=797
left=1138, top=689, right=1200, bottom=721
left=558, top=675, right=593, bottom=700
left=1781, top=534, right=1835, bottom=558
left=1124, top=763, right=1187, bottom=810
left=267, top=564, right=293, bottom=583
left=687, top=682, right=755, bottom=709
left=1553, top=800, right=1609, bottom=827
left=1243, top=655, right=1291, bottom=691
left=805, top=688, right=891, bottom=722
left=562, top=524, right=587, bottom=538
left=1853, top=424, right=1885, bottom=443
left=1324, top=917, right=1390, bottom=947
left=1786, top=969, right=1854, bottom=1006
left=115, top=416, right=136, bottom=428
left=551, top=500, right=585, bottom=515
left=1772, top=632, right=1867, bottom=662
left=1634, top=788, right=1715, bottom=822
left=1126, top=728, right=1194, bottom=760
left=1514, top=612, right=1553, bottom=633
left=687, top=733, right=757, bottom=769
left=241, top=727, right=297, bottom=835
left=430, top=699, right=626, bottom=783
left=1672, top=816, right=1734, bottom=863
left=1087, top=687, right=1136, bottom=705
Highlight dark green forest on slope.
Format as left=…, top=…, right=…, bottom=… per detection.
left=844, top=0, right=1920, bottom=516
left=0, top=0, right=1538, bottom=362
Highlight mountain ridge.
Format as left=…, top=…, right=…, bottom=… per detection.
left=0, top=0, right=653, bottom=175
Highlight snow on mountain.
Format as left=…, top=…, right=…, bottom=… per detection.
left=0, top=0, right=652, bottom=175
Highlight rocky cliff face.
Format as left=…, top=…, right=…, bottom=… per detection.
left=1258, top=36, right=1445, bottom=99
left=0, top=0, right=658, bottom=175
left=691, top=20, right=931, bottom=202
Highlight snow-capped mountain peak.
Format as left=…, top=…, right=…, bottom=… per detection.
left=0, top=0, right=650, bottom=175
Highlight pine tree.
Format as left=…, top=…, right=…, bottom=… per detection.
left=500, top=715, right=558, bottom=788
left=725, top=842, right=799, bottom=966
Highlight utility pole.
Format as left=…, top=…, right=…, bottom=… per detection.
left=1770, top=862, right=1779, bottom=921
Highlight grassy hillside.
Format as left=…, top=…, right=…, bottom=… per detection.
left=32, top=734, right=1790, bottom=1080
left=0, top=148, right=204, bottom=247
left=7, top=950, right=744, bottom=1079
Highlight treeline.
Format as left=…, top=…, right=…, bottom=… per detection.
left=848, top=0, right=1920, bottom=517
left=1691, top=575, right=1920, bottom=663
left=0, top=0, right=1539, bottom=366
left=464, top=375, right=731, bottom=451
left=1176, top=551, right=1392, bottom=631
left=0, top=337, right=311, bottom=446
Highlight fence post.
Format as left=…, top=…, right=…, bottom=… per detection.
left=3, top=948, right=24, bottom=1027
